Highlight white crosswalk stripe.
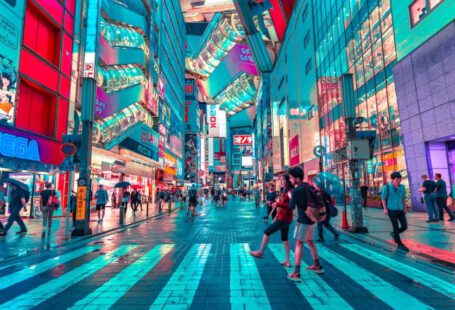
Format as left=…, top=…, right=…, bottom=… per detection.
left=0, top=245, right=136, bottom=309
left=269, top=244, right=353, bottom=309
left=0, top=245, right=102, bottom=291
left=230, top=243, right=271, bottom=310
left=313, top=244, right=434, bottom=309
left=150, top=243, right=211, bottom=309
left=341, top=243, right=455, bottom=299
left=70, top=244, right=174, bottom=309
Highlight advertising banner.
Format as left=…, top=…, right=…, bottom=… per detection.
left=184, top=133, right=198, bottom=182
left=0, top=0, right=25, bottom=125
left=233, top=134, right=253, bottom=145
left=118, top=124, right=159, bottom=161
left=207, top=105, right=226, bottom=138
left=185, top=100, right=199, bottom=133
left=289, top=135, right=300, bottom=166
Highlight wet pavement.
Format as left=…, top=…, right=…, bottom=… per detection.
left=0, top=201, right=180, bottom=262
left=0, top=198, right=454, bottom=309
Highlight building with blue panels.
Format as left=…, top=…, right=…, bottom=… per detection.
left=391, top=0, right=455, bottom=210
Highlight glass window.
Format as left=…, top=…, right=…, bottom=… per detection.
left=304, top=31, right=311, bottom=48
left=387, top=83, right=400, bottom=128
left=409, top=0, right=428, bottom=26
left=379, top=0, right=391, bottom=16
left=367, top=95, right=378, bottom=129
left=372, top=39, right=384, bottom=72
left=429, top=0, right=444, bottom=9
left=382, top=29, right=396, bottom=66
left=305, top=59, right=312, bottom=75
left=363, top=50, right=374, bottom=82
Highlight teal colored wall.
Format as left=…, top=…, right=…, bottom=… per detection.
left=392, top=0, right=455, bottom=61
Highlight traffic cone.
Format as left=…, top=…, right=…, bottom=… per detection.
left=341, top=210, right=350, bottom=230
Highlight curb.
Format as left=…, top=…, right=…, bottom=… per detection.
left=0, top=206, right=183, bottom=264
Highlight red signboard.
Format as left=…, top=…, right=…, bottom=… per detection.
left=233, top=135, right=253, bottom=145
left=289, top=135, right=300, bottom=166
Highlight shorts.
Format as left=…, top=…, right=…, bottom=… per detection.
left=96, top=204, right=106, bottom=211
left=264, top=220, right=290, bottom=241
left=294, top=222, right=315, bottom=241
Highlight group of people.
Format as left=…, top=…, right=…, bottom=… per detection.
left=0, top=181, right=60, bottom=240
left=419, top=173, right=455, bottom=222
left=250, top=167, right=332, bottom=281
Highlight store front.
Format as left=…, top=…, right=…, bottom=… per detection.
left=0, top=126, right=66, bottom=218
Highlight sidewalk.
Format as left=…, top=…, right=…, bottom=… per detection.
left=0, top=201, right=183, bottom=262
left=333, top=205, right=455, bottom=267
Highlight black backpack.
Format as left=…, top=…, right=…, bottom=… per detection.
left=303, top=183, right=327, bottom=223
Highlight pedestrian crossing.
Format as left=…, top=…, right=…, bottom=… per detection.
left=0, top=242, right=452, bottom=309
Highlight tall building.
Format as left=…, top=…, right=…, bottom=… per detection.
left=312, top=0, right=407, bottom=201
left=391, top=0, right=455, bottom=209
left=0, top=0, right=76, bottom=215
left=269, top=0, right=320, bottom=183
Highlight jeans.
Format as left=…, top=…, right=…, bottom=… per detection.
left=436, top=197, right=455, bottom=220
left=41, top=206, right=54, bottom=236
left=388, top=209, right=407, bottom=245
left=4, top=207, right=27, bottom=234
left=424, top=193, right=439, bottom=220
left=317, top=215, right=338, bottom=239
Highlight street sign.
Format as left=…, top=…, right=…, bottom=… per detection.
left=313, top=145, right=326, bottom=157
left=76, top=186, right=86, bottom=220
left=61, top=143, right=76, bottom=156
left=59, top=156, right=75, bottom=171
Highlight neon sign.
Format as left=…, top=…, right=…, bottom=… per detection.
left=0, top=133, right=40, bottom=161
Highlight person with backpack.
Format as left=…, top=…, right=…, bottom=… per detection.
left=95, top=184, right=109, bottom=223
left=158, top=189, right=167, bottom=213
left=121, top=187, right=131, bottom=214
left=0, top=183, right=28, bottom=237
left=39, top=182, right=60, bottom=238
left=130, top=188, right=139, bottom=213
left=382, top=171, right=409, bottom=251
left=188, top=185, right=198, bottom=216
left=250, top=174, right=294, bottom=267
left=317, top=188, right=339, bottom=242
left=288, top=167, right=326, bottom=281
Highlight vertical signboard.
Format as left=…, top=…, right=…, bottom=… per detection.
left=289, top=135, right=300, bottom=166
left=207, top=105, right=226, bottom=138
left=0, top=0, right=25, bottom=125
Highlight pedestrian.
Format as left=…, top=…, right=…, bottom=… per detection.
left=214, top=188, right=221, bottom=207
left=188, top=184, right=198, bottom=216
left=250, top=174, right=294, bottom=267
left=288, top=167, right=324, bottom=281
left=254, top=187, right=260, bottom=207
left=131, top=188, right=139, bottom=213
left=137, top=190, right=143, bottom=211
left=360, top=183, right=369, bottom=209
left=121, top=187, right=131, bottom=214
left=382, top=171, right=409, bottom=251
left=95, top=184, right=109, bottom=223
left=264, top=184, right=277, bottom=223
left=317, top=188, right=339, bottom=242
left=158, top=189, right=167, bottom=212
left=0, top=183, right=6, bottom=232
left=221, top=187, right=227, bottom=206
left=434, top=173, right=455, bottom=221
left=419, top=175, right=439, bottom=222
left=0, top=183, right=28, bottom=237
left=39, top=182, right=60, bottom=238
left=111, top=191, right=117, bottom=208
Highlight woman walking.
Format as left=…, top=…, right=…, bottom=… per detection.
left=250, top=174, right=294, bottom=267
left=40, top=182, right=60, bottom=239
left=317, top=188, right=339, bottom=242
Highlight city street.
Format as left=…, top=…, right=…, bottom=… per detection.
left=0, top=198, right=453, bottom=309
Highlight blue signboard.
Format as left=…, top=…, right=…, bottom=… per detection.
left=119, top=124, right=159, bottom=161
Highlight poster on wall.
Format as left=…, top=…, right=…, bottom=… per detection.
left=289, top=135, right=300, bottom=166
left=0, top=0, right=25, bottom=124
left=185, top=133, right=198, bottom=182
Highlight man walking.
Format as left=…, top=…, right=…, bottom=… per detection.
left=360, top=183, right=369, bottom=209
left=95, top=184, right=109, bottom=223
left=288, top=167, right=324, bottom=282
left=381, top=172, right=409, bottom=251
left=419, top=175, right=439, bottom=222
left=0, top=183, right=28, bottom=237
left=434, top=173, right=455, bottom=221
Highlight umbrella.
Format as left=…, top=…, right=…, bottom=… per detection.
left=114, top=181, right=131, bottom=188
left=312, top=172, right=344, bottom=197
left=3, top=178, right=29, bottom=192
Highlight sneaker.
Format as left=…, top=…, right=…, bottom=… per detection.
left=306, top=264, right=324, bottom=274
left=287, top=272, right=302, bottom=282
left=398, top=244, right=410, bottom=252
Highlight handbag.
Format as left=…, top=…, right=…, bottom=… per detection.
left=46, top=190, right=60, bottom=209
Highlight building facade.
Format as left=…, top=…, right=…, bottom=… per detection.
left=391, top=0, right=455, bottom=209
left=0, top=0, right=76, bottom=216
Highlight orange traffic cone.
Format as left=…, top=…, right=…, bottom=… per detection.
left=341, top=210, right=350, bottom=230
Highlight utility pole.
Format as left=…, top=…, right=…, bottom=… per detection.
left=340, top=74, right=369, bottom=233
left=72, top=0, right=99, bottom=236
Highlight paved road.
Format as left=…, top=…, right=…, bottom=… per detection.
left=0, top=199, right=453, bottom=309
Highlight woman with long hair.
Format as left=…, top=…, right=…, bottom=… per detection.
left=250, top=174, right=294, bottom=267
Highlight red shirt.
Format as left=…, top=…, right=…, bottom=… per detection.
left=276, top=190, right=293, bottom=223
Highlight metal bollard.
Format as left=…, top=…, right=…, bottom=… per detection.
left=119, top=204, right=124, bottom=225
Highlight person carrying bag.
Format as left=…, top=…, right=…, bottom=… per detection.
left=40, top=182, right=60, bottom=239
